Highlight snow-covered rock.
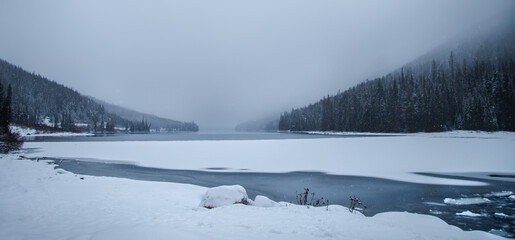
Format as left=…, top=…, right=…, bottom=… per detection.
left=199, top=185, right=248, bottom=208
left=251, top=195, right=277, bottom=207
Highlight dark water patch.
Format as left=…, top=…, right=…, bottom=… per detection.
left=204, top=167, right=230, bottom=170
left=46, top=158, right=515, bottom=238
left=490, top=174, right=515, bottom=179
left=418, top=172, right=515, bottom=183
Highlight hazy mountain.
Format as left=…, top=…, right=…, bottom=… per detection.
left=278, top=14, right=515, bottom=133
left=92, top=98, right=198, bottom=132
left=398, top=11, right=515, bottom=77
left=235, top=118, right=279, bottom=132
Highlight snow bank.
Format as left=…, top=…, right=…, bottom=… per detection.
left=22, top=131, right=515, bottom=186
left=444, top=197, right=491, bottom=205
left=10, top=125, right=37, bottom=136
left=10, top=125, right=93, bottom=137
left=456, top=211, right=482, bottom=217
left=198, top=187, right=279, bottom=208
left=302, top=131, right=395, bottom=136
left=199, top=185, right=248, bottom=208
left=0, top=155, right=504, bottom=240
left=304, top=130, right=515, bottom=139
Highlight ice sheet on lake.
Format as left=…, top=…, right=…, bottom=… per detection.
left=429, top=209, right=445, bottom=215
left=424, top=201, right=447, bottom=206
left=444, top=197, right=491, bottom=205
left=22, top=131, right=515, bottom=186
left=494, top=212, right=512, bottom=218
left=484, top=191, right=513, bottom=197
left=456, top=210, right=483, bottom=217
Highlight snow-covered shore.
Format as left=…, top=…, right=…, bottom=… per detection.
left=10, top=125, right=93, bottom=137
left=0, top=154, right=504, bottom=240
left=300, top=130, right=515, bottom=137
left=23, top=131, right=515, bottom=186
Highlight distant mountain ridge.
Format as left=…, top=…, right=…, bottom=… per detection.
left=0, top=58, right=198, bottom=132
left=92, top=98, right=198, bottom=132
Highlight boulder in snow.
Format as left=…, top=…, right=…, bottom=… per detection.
left=251, top=195, right=277, bottom=207
left=199, top=185, right=249, bottom=209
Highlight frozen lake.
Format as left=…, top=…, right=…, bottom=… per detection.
left=23, top=131, right=515, bottom=238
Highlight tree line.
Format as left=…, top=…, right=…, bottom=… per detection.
left=279, top=44, right=514, bottom=133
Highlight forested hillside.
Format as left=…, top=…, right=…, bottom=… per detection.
left=94, top=98, right=199, bottom=132
left=279, top=19, right=515, bottom=133
left=0, top=59, right=198, bottom=133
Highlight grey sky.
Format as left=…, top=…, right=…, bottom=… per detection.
left=0, top=0, right=513, bottom=129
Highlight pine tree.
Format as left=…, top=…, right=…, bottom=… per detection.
left=0, top=82, right=23, bottom=153
left=387, top=80, right=400, bottom=132
left=6, top=84, right=12, bottom=127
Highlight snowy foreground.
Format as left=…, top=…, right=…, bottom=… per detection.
left=0, top=154, right=504, bottom=240
left=23, top=131, right=515, bottom=186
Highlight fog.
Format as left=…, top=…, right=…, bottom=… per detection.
left=0, top=0, right=513, bottom=129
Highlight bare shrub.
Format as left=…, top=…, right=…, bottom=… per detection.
left=296, top=188, right=329, bottom=210
left=0, top=129, right=23, bottom=154
left=349, top=196, right=367, bottom=213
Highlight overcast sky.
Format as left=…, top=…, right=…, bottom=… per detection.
left=0, top=0, right=513, bottom=129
